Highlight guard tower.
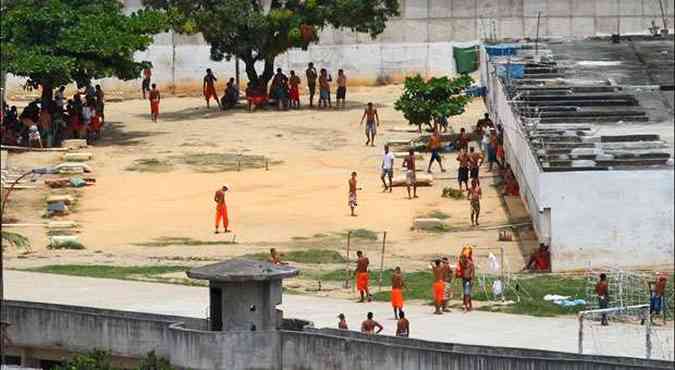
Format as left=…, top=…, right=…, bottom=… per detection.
left=187, top=259, right=299, bottom=332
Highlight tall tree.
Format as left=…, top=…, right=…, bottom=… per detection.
left=143, top=0, right=399, bottom=88
left=0, top=0, right=167, bottom=101
left=394, top=74, right=474, bottom=131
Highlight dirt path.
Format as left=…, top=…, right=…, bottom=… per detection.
left=4, top=85, right=536, bottom=273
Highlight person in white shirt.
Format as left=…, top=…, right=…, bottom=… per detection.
left=380, top=144, right=395, bottom=192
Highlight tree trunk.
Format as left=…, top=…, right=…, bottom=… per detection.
left=40, top=82, right=53, bottom=105
left=243, top=57, right=276, bottom=91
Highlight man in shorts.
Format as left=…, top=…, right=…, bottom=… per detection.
left=441, top=257, right=453, bottom=312
left=468, top=178, right=482, bottom=226
left=360, top=102, right=379, bottom=146
left=348, top=171, right=361, bottom=217
left=203, top=68, right=220, bottom=109
left=318, top=68, right=332, bottom=109
left=460, top=254, right=475, bottom=312
left=427, top=125, right=445, bottom=173
left=305, top=63, right=318, bottom=107
left=336, top=69, right=347, bottom=109
left=403, top=149, right=418, bottom=199
left=457, top=148, right=470, bottom=191
left=469, top=146, right=483, bottom=185
left=141, top=67, right=152, bottom=99
left=381, top=145, right=395, bottom=192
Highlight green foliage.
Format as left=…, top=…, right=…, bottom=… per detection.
left=1, top=230, right=31, bottom=250
left=54, top=350, right=176, bottom=370
left=442, top=187, right=465, bottom=199
left=244, top=249, right=347, bottom=264
left=0, top=0, right=167, bottom=92
left=348, top=228, right=379, bottom=240
left=143, top=0, right=399, bottom=85
left=394, top=74, right=474, bottom=130
left=22, top=265, right=189, bottom=280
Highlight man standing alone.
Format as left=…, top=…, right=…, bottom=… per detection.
left=355, top=251, right=371, bottom=302
left=596, top=273, right=609, bottom=326
left=214, top=185, right=230, bottom=234
left=381, top=145, right=395, bottom=192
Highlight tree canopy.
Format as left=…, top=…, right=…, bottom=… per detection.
left=394, top=74, right=474, bottom=130
left=143, top=0, right=400, bottom=86
left=0, top=0, right=166, bottom=98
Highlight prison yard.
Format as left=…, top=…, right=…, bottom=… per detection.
left=2, top=0, right=675, bottom=368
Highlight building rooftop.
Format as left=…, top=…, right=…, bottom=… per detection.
left=489, top=36, right=674, bottom=172
left=186, top=259, right=299, bottom=282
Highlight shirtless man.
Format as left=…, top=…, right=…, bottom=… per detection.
left=427, top=126, right=445, bottom=173
left=396, top=311, right=410, bottom=337
left=355, top=250, right=371, bottom=302
left=468, top=178, right=482, bottom=226
left=460, top=255, right=475, bottom=312
left=348, top=171, right=361, bottom=217
left=456, top=127, right=469, bottom=152
left=336, top=69, right=347, bottom=109
left=469, top=146, right=483, bottom=185
left=318, top=68, right=332, bottom=109
left=431, top=259, right=445, bottom=315
left=361, top=312, right=383, bottom=335
left=441, top=257, right=453, bottom=312
left=360, top=102, right=379, bottom=146
left=338, top=313, right=348, bottom=330
left=268, top=248, right=286, bottom=265
left=305, top=63, right=318, bottom=107
left=391, top=266, right=405, bottom=319
left=203, top=68, right=220, bottom=109
left=457, top=148, right=470, bottom=191
left=149, top=83, right=161, bottom=123
left=403, top=149, right=418, bottom=199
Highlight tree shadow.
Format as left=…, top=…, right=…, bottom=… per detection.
left=134, top=106, right=237, bottom=122
left=95, top=121, right=166, bottom=147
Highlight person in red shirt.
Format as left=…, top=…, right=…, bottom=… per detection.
left=595, top=273, right=609, bottom=326
left=214, top=185, right=230, bottom=234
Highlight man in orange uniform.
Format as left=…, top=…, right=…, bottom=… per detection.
left=149, top=84, right=160, bottom=123
left=391, top=266, right=405, bottom=319
left=355, top=250, right=371, bottom=302
left=203, top=68, right=220, bottom=109
left=431, top=259, right=444, bottom=315
left=214, top=185, right=230, bottom=234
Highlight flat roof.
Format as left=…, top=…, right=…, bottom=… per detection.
left=489, top=36, right=674, bottom=172
left=187, top=259, right=299, bottom=282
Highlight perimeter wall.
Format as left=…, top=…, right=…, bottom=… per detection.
left=4, top=0, right=675, bottom=95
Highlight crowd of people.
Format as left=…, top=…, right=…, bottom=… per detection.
left=1, top=84, right=107, bottom=148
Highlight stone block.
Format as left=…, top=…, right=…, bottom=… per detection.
left=620, top=0, right=643, bottom=16
left=431, top=0, right=452, bottom=18
left=62, top=139, right=87, bottom=150
left=642, top=0, right=662, bottom=16
left=547, top=0, right=571, bottom=16
left=500, top=17, right=525, bottom=39
left=452, top=0, right=477, bottom=18
left=596, top=16, right=621, bottom=34
left=571, top=0, right=596, bottom=16
left=430, top=20, right=454, bottom=41
left=414, top=218, right=446, bottom=230
left=404, top=20, right=429, bottom=42
left=524, top=17, right=547, bottom=37
left=405, top=0, right=429, bottom=19
left=46, top=195, right=74, bottom=205
left=499, top=0, right=524, bottom=17
left=548, top=17, right=572, bottom=36
left=596, top=0, right=619, bottom=16
left=63, top=152, right=93, bottom=162
left=454, top=18, right=478, bottom=41
left=571, top=17, right=596, bottom=37
left=621, top=16, right=648, bottom=33
left=523, top=0, right=546, bottom=16
left=477, top=0, right=499, bottom=17
left=47, top=221, right=79, bottom=230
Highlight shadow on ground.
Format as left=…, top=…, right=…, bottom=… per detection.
left=95, top=122, right=166, bottom=147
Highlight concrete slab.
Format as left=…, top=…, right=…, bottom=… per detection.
left=523, top=0, right=547, bottom=17
left=596, top=0, right=620, bottom=17
left=451, top=0, right=477, bottom=18
left=454, top=18, right=478, bottom=41
left=548, top=17, right=572, bottom=37
left=499, top=0, right=525, bottom=18
left=477, top=0, right=499, bottom=17
left=429, top=20, right=454, bottom=42
left=620, top=0, right=644, bottom=16
left=500, top=17, right=525, bottom=39
left=405, top=0, right=429, bottom=19
left=572, top=17, right=596, bottom=38
left=547, top=0, right=572, bottom=16
left=571, top=0, right=596, bottom=16
left=430, top=0, right=452, bottom=18
left=5, top=271, right=674, bottom=360
left=596, top=16, right=621, bottom=34
left=404, top=20, right=429, bottom=42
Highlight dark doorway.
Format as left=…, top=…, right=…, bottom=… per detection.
left=210, top=287, right=223, bottom=331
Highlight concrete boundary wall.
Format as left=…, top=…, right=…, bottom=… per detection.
left=4, top=300, right=674, bottom=369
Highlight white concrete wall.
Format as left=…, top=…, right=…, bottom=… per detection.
left=6, top=0, right=675, bottom=95
left=540, top=169, right=675, bottom=271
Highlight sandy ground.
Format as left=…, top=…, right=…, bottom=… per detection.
left=3, top=86, right=537, bottom=281
left=6, top=271, right=674, bottom=361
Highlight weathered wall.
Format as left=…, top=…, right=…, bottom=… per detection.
left=5, top=0, right=675, bottom=95
left=281, top=329, right=673, bottom=370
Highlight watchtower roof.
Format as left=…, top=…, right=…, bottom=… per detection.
left=186, top=259, right=299, bottom=282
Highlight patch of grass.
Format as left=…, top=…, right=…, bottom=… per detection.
left=47, top=240, right=85, bottom=250
left=1, top=231, right=31, bottom=250
left=134, top=236, right=236, bottom=247
left=442, top=187, right=464, bottom=199
left=172, top=153, right=281, bottom=173
left=126, top=158, right=174, bottom=173
left=348, top=228, right=379, bottom=240
left=424, top=210, right=451, bottom=220
left=21, top=264, right=189, bottom=280
left=243, top=249, right=346, bottom=264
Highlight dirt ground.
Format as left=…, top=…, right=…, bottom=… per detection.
left=3, top=85, right=538, bottom=287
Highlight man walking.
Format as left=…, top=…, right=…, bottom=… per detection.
left=348, top=171, right=361, bottom=217
left=360, top=102, right=379, bottom=146
left=427, top=126, right=445, bottom=173
left=391, top=266, right=405, bottom=319
left=214, top=185, right=230, bottom=234
left=381, top=145, right=395, bottom=192
left=403, top=149, right=418, bottom=199
left=468, top=179, right=482, bottom=226
left=203, top=68, right=220, bottom=109
left=355, top=250, right=371, bottom=302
